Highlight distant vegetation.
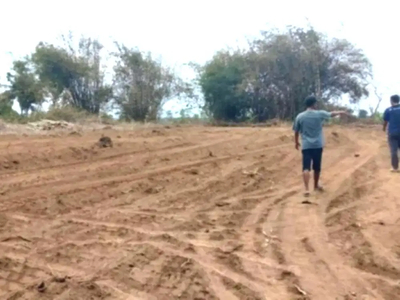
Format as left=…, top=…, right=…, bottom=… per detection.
left=0, top=26, right=378, bottom=124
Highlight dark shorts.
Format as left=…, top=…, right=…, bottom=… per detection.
left=302, top=148, right=323, bottom=172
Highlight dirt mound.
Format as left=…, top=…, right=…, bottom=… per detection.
left=28, top=119, right=74, bottom=131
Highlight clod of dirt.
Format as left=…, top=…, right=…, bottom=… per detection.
left=151, top=129, right=166, bottom=136
left=209, top=232, right=225, bottom=241
left=186, top=169, right=199, bottom=175
left=301, top=200, right=316, bottom=205
left=144, top=186, right=163, bottom=194
left=184, top=244, right=196, bottom=253
left=53, top=276, right=67, bottom=283
left=117, top=135, right=121, bottom=138
left=354, top=153, right=360, bottom=157
left=69, top=131, right=82, bottom=136
left=332, top=131, right=339, bottom=137
left=37, top=281, right=46, bottom=293
left=97, top=136, right=113, bottom=148
left=215, top=201, right=229, bottom=207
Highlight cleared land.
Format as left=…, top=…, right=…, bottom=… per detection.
left=0, top=124, right=399, bottom=300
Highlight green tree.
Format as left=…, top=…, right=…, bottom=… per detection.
left=32, top=35, right=113, bottom=114
left=198, top=50, right=249, bottom=122
left=113, top=44, right=190, bottom=122
left=358, top=109, right=368, bottom=118
left=0, top=91, right=19, bottom=119
left=4, top=59, right=44, bottom=115
left=197, top=26, right=372, bottom=122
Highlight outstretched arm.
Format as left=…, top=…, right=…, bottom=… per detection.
left=330, top=110, right=349, bottom=118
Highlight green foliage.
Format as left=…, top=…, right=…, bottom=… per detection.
left=372, top=112, right=383, bottom=122
left=31, top=36, right=113, bottom=114
left=0, top=92, right=20, bottom=121
left=358, top=109, right=368, bottom=118
left=113, top=43, right=191, bottom=122
left=5, top=59, right=44, bottom=115
left=199, top=51, right=249, bottom=121
left=197, top=26, right=372, bottom=122
left=0, top=26, right=373, bottom=125
left=38, top=106, right=91, bottom=122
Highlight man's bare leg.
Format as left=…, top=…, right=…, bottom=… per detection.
left=314, top=171, right=321, bottom=190
left=314, top=171, right=324, bottom=192
left=303, top=170, right=310, bottom=196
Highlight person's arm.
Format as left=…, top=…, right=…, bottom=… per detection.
left=383, top=120, right=388, bottom=132
left=294, top=131, right=300, bottom=150
left=293, top=117, right=301, bottom=150
left=330, top=110, right=349, bottom=118
left=383, top=109, right=389, bottom=132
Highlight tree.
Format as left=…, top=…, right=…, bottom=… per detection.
left=0, top=91, right=19, bottom=119
left=358, top=109, right=368, bottom=118
left=4, top=59, right=44, bottom=115
left=198, top=50, right=249, bottom=122
left=113, top=44, right=190, bottom=122
left=197, top=26, right=372, bottom=122
left=31, top=35, right=113, bottom=114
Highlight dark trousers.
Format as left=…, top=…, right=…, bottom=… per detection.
left=389, top=134, right=400, bottom=169
left=302, top=148, right=323, bottom=172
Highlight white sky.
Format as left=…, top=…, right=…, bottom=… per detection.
left=1, top=0, right=398, bottom=115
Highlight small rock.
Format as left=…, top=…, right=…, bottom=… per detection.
left=53, top=276, right=66, bottom=283
left=186, top=169, right=199, bottom=175
left=354, top=153, right=360, bottom=157
left=97, top=136, right=113, bottom=148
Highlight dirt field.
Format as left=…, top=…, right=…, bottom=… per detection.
left=0, top=124, right=399, bottom=300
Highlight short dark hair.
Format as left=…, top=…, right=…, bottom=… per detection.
left=391, top=95, right=400, bottom=104
left=304, top=96, right=317, bottom=108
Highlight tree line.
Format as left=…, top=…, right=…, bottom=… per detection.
left=0, top=26, right=373, bottom=123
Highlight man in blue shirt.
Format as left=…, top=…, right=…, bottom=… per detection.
left=383, top=95, right=400, bottom=172
left=293, top=96, right=348, bottom=197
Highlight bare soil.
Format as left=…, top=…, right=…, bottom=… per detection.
left=0, top=125, right=398, bottom=300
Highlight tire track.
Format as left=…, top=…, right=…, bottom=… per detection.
left=261, top=140, right=382, bottom=299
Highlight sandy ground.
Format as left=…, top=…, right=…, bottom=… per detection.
left=0, top=124, right=399, bottom=300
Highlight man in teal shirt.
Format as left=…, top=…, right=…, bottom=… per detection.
left=293, top=96, right=348, bottom=197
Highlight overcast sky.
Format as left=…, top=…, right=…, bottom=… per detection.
left=1, top=0, right=398, bottom=115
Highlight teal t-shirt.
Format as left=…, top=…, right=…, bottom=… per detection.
left=293, top=110, right=332, bottom=150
